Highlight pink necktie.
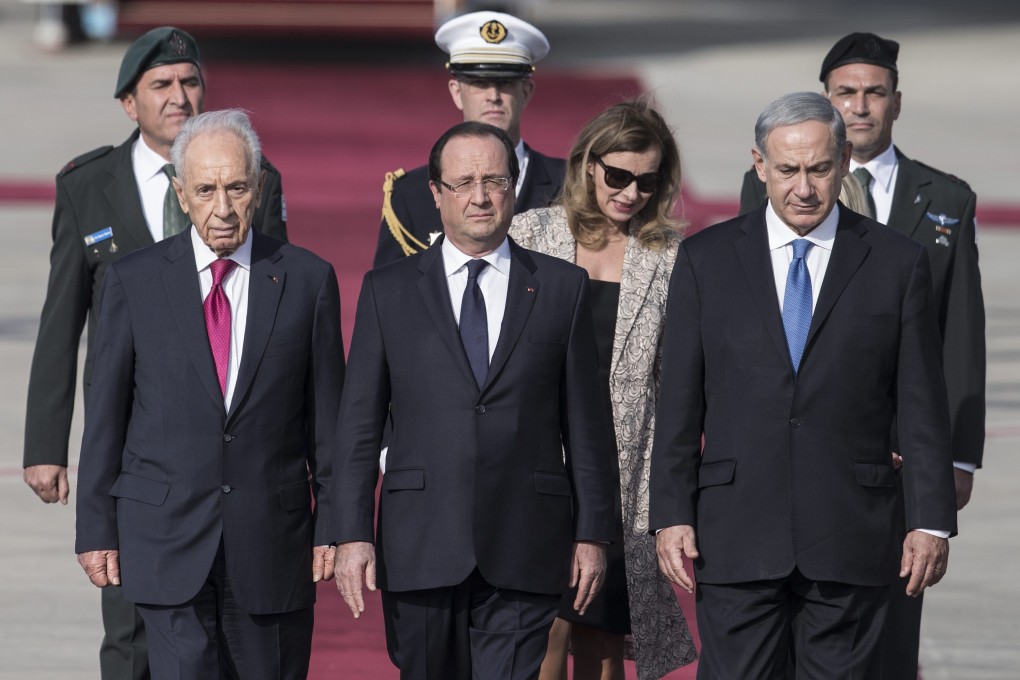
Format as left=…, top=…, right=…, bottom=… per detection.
left=204, top=259, right=237, bottom=396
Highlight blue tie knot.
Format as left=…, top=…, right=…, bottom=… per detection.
left=792, top=239, right=812, bottom=260
left=466, top=259, right=489, bottom=280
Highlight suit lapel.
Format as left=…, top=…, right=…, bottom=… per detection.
left=227, top=233, right=285, bottom=421
left=804, top=210, right=871, bottom=352
left=415, top=240, right=479, bottom=390
left=162, top=233, right=224, bottom=411
left=104, top=132, right=156, bottom=251
left=888, top=148, right=930, bottom=239
left=484, top=240, right=539, bottom=392
left=611, top=234, right=655, bottom=376
left=734, top=209, right=791, bottom=368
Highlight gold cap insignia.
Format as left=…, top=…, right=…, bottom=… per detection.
left=480, top=20, right=507, bottom=44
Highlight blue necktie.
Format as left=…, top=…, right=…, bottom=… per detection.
left=783, top=239, right=813, bottom=375
left=460, top=259, right=490, bottom=389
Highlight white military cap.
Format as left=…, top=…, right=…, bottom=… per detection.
left=435, top=11, right=550, bottom=80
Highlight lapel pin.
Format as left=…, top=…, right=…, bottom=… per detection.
left=526, top=287, right=535, bottom=293
left=914, top=194, right=922, bottom=204
left=270, top=275, right=279, bottom=283
left=109, top=241, right=118, bottom=253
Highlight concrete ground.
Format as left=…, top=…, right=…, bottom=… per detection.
left=0, top=0, right=1017, bottom=677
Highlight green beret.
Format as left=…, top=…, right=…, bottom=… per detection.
left=114, top=27, right=201, bottom=98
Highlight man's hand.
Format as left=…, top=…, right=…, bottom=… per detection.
left=24, top=465, right=69, bottom=504
left=891, top=452, right=903, bottom=471
left=656, top=525, right=698, bottom=593
left=335, top=541, right=376, bottom=619
left=312, top=545, right=336, bottom=582
left=954, top=468, right=974, bottom=510
left=77, top=550, right=120, bottom=587
left=900, top=530, right=949, bottom=597
left=569, top=541, right=606, bottom=615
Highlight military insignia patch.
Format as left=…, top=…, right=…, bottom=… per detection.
left=936, top=235, right=950, bottom=247
left=925, top=212, right=960, bottom=228
left=480, top=20, right=508, bottom=44
left=84, top=227, right=113, bottom=246
left=170, top=31, right=187, bottom=57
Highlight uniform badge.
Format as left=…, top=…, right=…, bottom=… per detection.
left=170, top=31, right=187, bottom=57
left=925, top=212, right=959, bottom=228
left=84, top=227, right=113, bottom=246
left=428, top=231, right=442, bottom=246
left=109, top=240, right=118, bottom=254
left=936, top=235, right=950, bottom=248
left=480, top=20, right=508, bottom=44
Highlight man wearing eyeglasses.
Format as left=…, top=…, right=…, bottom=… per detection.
left=335, top=121, right=615, bottom=679
left=373, top=11, right=565, bottom=267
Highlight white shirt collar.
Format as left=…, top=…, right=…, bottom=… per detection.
left=132, top=133, right=172, bottom=182
left=514, top=139, right=527, bottom=172
left=442, top=235, right=512, bottom=278
left=849, top=142, right=898, bottom=194
left=765, top=201, right=840, bottom=252
left=190, top=227, right=254, bottom=272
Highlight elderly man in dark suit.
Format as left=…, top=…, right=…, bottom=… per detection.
left=374, top=11, right=565, bottom=266
left=74, top=109, right=342, bottom=679
left=335, top=121, right=614, bottom=680
left=651, top=92, right=957, bottom=678
left=24, top=27, right=288, bottom=680
left=738, top=34, right=985, bottom=678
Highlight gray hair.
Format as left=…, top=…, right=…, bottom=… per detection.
left=170, top=109, right=261, bottom=183
left=754, top=92, right=846, bottom=162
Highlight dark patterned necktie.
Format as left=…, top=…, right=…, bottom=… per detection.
left=460, top=259, right=490, bottom=389
left=852, top=167, right=878, bottom=218
left=782, top=239, right=813, bottom=375
left=162, top=163, right=190, bottom=238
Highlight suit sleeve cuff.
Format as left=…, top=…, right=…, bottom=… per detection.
left=916, top=528, right=951, bottom=539
left=953, top=461, right=977, bottom=474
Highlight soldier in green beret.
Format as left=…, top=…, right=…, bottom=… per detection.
left=22, top=26, right=288, bottom=680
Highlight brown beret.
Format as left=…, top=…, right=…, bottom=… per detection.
left=819, top=32, right=898, bottom=82
left=114, top=27, right=201, bottom=98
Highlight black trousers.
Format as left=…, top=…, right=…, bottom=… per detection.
left=383, top=568, right=560, bottom=680
left=135, top=544, right=313, bottom=680
left=100, top=585, right=149, bottom=680
left=696, top=569, right=890, bottom=680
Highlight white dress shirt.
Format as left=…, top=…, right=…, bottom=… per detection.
left=766, top=201, right=839, bottom=313
left=849, top=142, right=899, bottom=225
left=514, top=139, right=530, bottom=197
left=132, top=135, right=177, bottom=243
left=191, top=228, right=251, bottom=410
left=442, top=236, right=511, bottom=363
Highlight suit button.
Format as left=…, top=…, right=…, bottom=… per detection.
left=790, top=418, right=801, bottom=428
left=221, top=484, right=232, bottom=494
left=475, top=405, right=486, bottom=414
left=223, top=434, right=233, bottom=442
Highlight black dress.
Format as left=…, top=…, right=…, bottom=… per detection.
left=559, top=279, right=631, bottom=635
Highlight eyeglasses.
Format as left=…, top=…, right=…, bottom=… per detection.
left=593, top=155, right=661, bottom=193
left=438, top=177, right=512, bottom=198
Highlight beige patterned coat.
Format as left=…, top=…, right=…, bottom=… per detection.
left=510, top=206, right=696, bottom=679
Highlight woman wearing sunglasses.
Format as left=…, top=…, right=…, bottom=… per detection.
left=510, top=99, right=696, bottom=680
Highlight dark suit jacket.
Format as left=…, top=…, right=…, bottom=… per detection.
left=739, top=150, right=985, bottom=465
left=373, top=146, right=565, bottom=267
left=24, top=130, right=288, bottom=469
left=74, top=230, right=343, bottom=614
left=334, top=237, right=614, bottom=595
left=648, top=206, right=957, bottom=587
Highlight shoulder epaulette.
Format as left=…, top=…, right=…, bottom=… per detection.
left=382, top=168, right=428, bottom=256
left=914, top=160, right=972, bottom=191
left=58, top=145, right=114, bottom=177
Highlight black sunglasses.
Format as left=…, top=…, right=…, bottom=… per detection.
left=593, top=155, right=661, bottom=193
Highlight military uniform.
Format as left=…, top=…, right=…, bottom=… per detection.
left=374, top=148, right=564, bottom=267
